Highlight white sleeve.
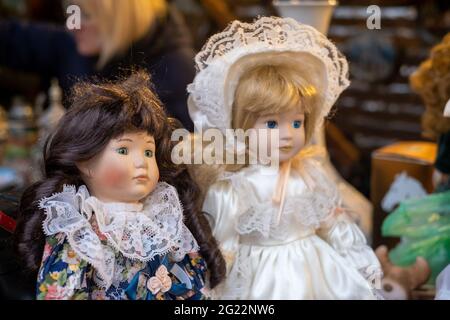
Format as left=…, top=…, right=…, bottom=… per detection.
left=202, top=180, right=240, bottom=274
left=318, top=208, right=383, bottom=283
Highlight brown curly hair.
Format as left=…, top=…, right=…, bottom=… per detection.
left=410, top=33, right=450, bottom=139
left=13, top=71, right=225, bottom=288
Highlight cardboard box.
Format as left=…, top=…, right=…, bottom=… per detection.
left=371, top=141, right=437, bottom=248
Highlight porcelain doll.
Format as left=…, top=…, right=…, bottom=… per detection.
left=187, top=17, right=382, bottom=299
left=14, top=71, right=225, bottom=300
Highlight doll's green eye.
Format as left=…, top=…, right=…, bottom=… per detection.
left=116, top=147, right=128, bottom=155
left=266, top=120, right=278, bottom=129
left=144, top=150, right=154, bottom=158
left=292, top=120, right=302, bottom=129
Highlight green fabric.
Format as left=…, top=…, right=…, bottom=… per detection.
left=382, top=190, right=450, bottom=283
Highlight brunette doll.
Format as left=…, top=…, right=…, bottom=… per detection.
left=14, top=71, right=225, bottom=300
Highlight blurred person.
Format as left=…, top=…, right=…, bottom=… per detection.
left=0, top=0, right=195, bottom=130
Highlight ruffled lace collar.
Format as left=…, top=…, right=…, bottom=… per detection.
left=39, top=182, right=199, bottom=289
left=217, top=158, right=341, bottom=238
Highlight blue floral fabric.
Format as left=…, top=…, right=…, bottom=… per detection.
left=36, top=234, right=207, bottom=300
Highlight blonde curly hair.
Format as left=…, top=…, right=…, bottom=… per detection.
left=410, top=33, right=450, bottom=140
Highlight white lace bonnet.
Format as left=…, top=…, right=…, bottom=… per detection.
left=187, top=16, right=350, bottom=133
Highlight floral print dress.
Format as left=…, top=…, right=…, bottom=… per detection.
left=36, top=183, right=208, bottom=300
left=37, top=234, right=207, bottom=300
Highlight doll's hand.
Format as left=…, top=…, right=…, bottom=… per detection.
left=360, top=265, right=383, bottom=289
left=333, top=206, right=345, bottom=216
left=318, top=206, right=347, bottom=230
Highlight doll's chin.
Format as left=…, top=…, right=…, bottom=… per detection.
left=123, top=187, right=154, bottom=202
left=263, top=152, right=292, bottom=164
left=277, top=152, right=296, bottom=163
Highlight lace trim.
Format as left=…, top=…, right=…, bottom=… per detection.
left=188, top=16, right=350, bottom=133
left=212, top=249, right=251, bottom=300
left=39, top=182, right=199, bottom=289
left=218, top=159, right=340, bottom=238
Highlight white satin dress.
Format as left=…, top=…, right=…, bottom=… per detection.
left=203, top=158, right=382, bottom=300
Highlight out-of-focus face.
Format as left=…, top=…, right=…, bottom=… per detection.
left=252, top=108, right=306, bottom=164
left=78, top=131, right=159, bottom=204
left=69, top=4, right=102, bottom=57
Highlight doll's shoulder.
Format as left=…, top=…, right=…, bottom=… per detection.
left=205, top=167, right=260, bottom=199
left=300, top=156, right=327, bottom=173
left=204, top=178, right=236, bottom=205
left=202, top=175, right=246, bottom=219
left=297, top=157, right=334, bottom=185
left=203, top=168, right=268, bottom=221
left=291, top=157, right=341, bottom=202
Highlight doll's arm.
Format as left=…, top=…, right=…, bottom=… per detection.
left=317, top=208, right=382, bottom=285
left=36, top=234, right=90, bottom=300
left=202, top=180, right=240, bottom=274
left=306, top=158, right=382, bottom=284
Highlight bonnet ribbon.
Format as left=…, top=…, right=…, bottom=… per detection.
left=272, top=160, right=291, bottom=226
left=271, top=145, right=327, bottom=226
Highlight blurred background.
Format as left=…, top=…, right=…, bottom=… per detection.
left=0, top=0, right=450, bottom=300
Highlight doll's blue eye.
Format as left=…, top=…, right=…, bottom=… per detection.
left=266, top=120, right=278, bottom=129
left=145, top=150, right=154, bottom=158
left=292, top=120, right=302, bottom=129
left=116, top=147, right=128, bottom=155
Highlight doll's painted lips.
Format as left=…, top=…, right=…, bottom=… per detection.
left=133, top=175, right=149, bottom=181
left=279, top=146, right=293, bottom=152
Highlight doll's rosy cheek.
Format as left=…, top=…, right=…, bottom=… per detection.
left=101, top=165, right=128, bottom=187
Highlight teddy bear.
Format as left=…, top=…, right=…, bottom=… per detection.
left=375, top=245, right=431, bottom=300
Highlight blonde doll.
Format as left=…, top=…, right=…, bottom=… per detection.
left=187, top=17, right=382, bottom=299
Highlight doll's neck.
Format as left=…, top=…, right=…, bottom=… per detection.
left=101, top=200, right=144, bottom=213
left=84, top=183, right=144, bottom=208
left=88, top=193, right=145, bottom=213
left=83, top=178, right=145, bottom=208
left=96, top=196, right=142, bottom=207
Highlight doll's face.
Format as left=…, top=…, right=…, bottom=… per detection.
left=78, top=131, right=159, bottom=203
left=252, top=109, right=306, bottom=163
